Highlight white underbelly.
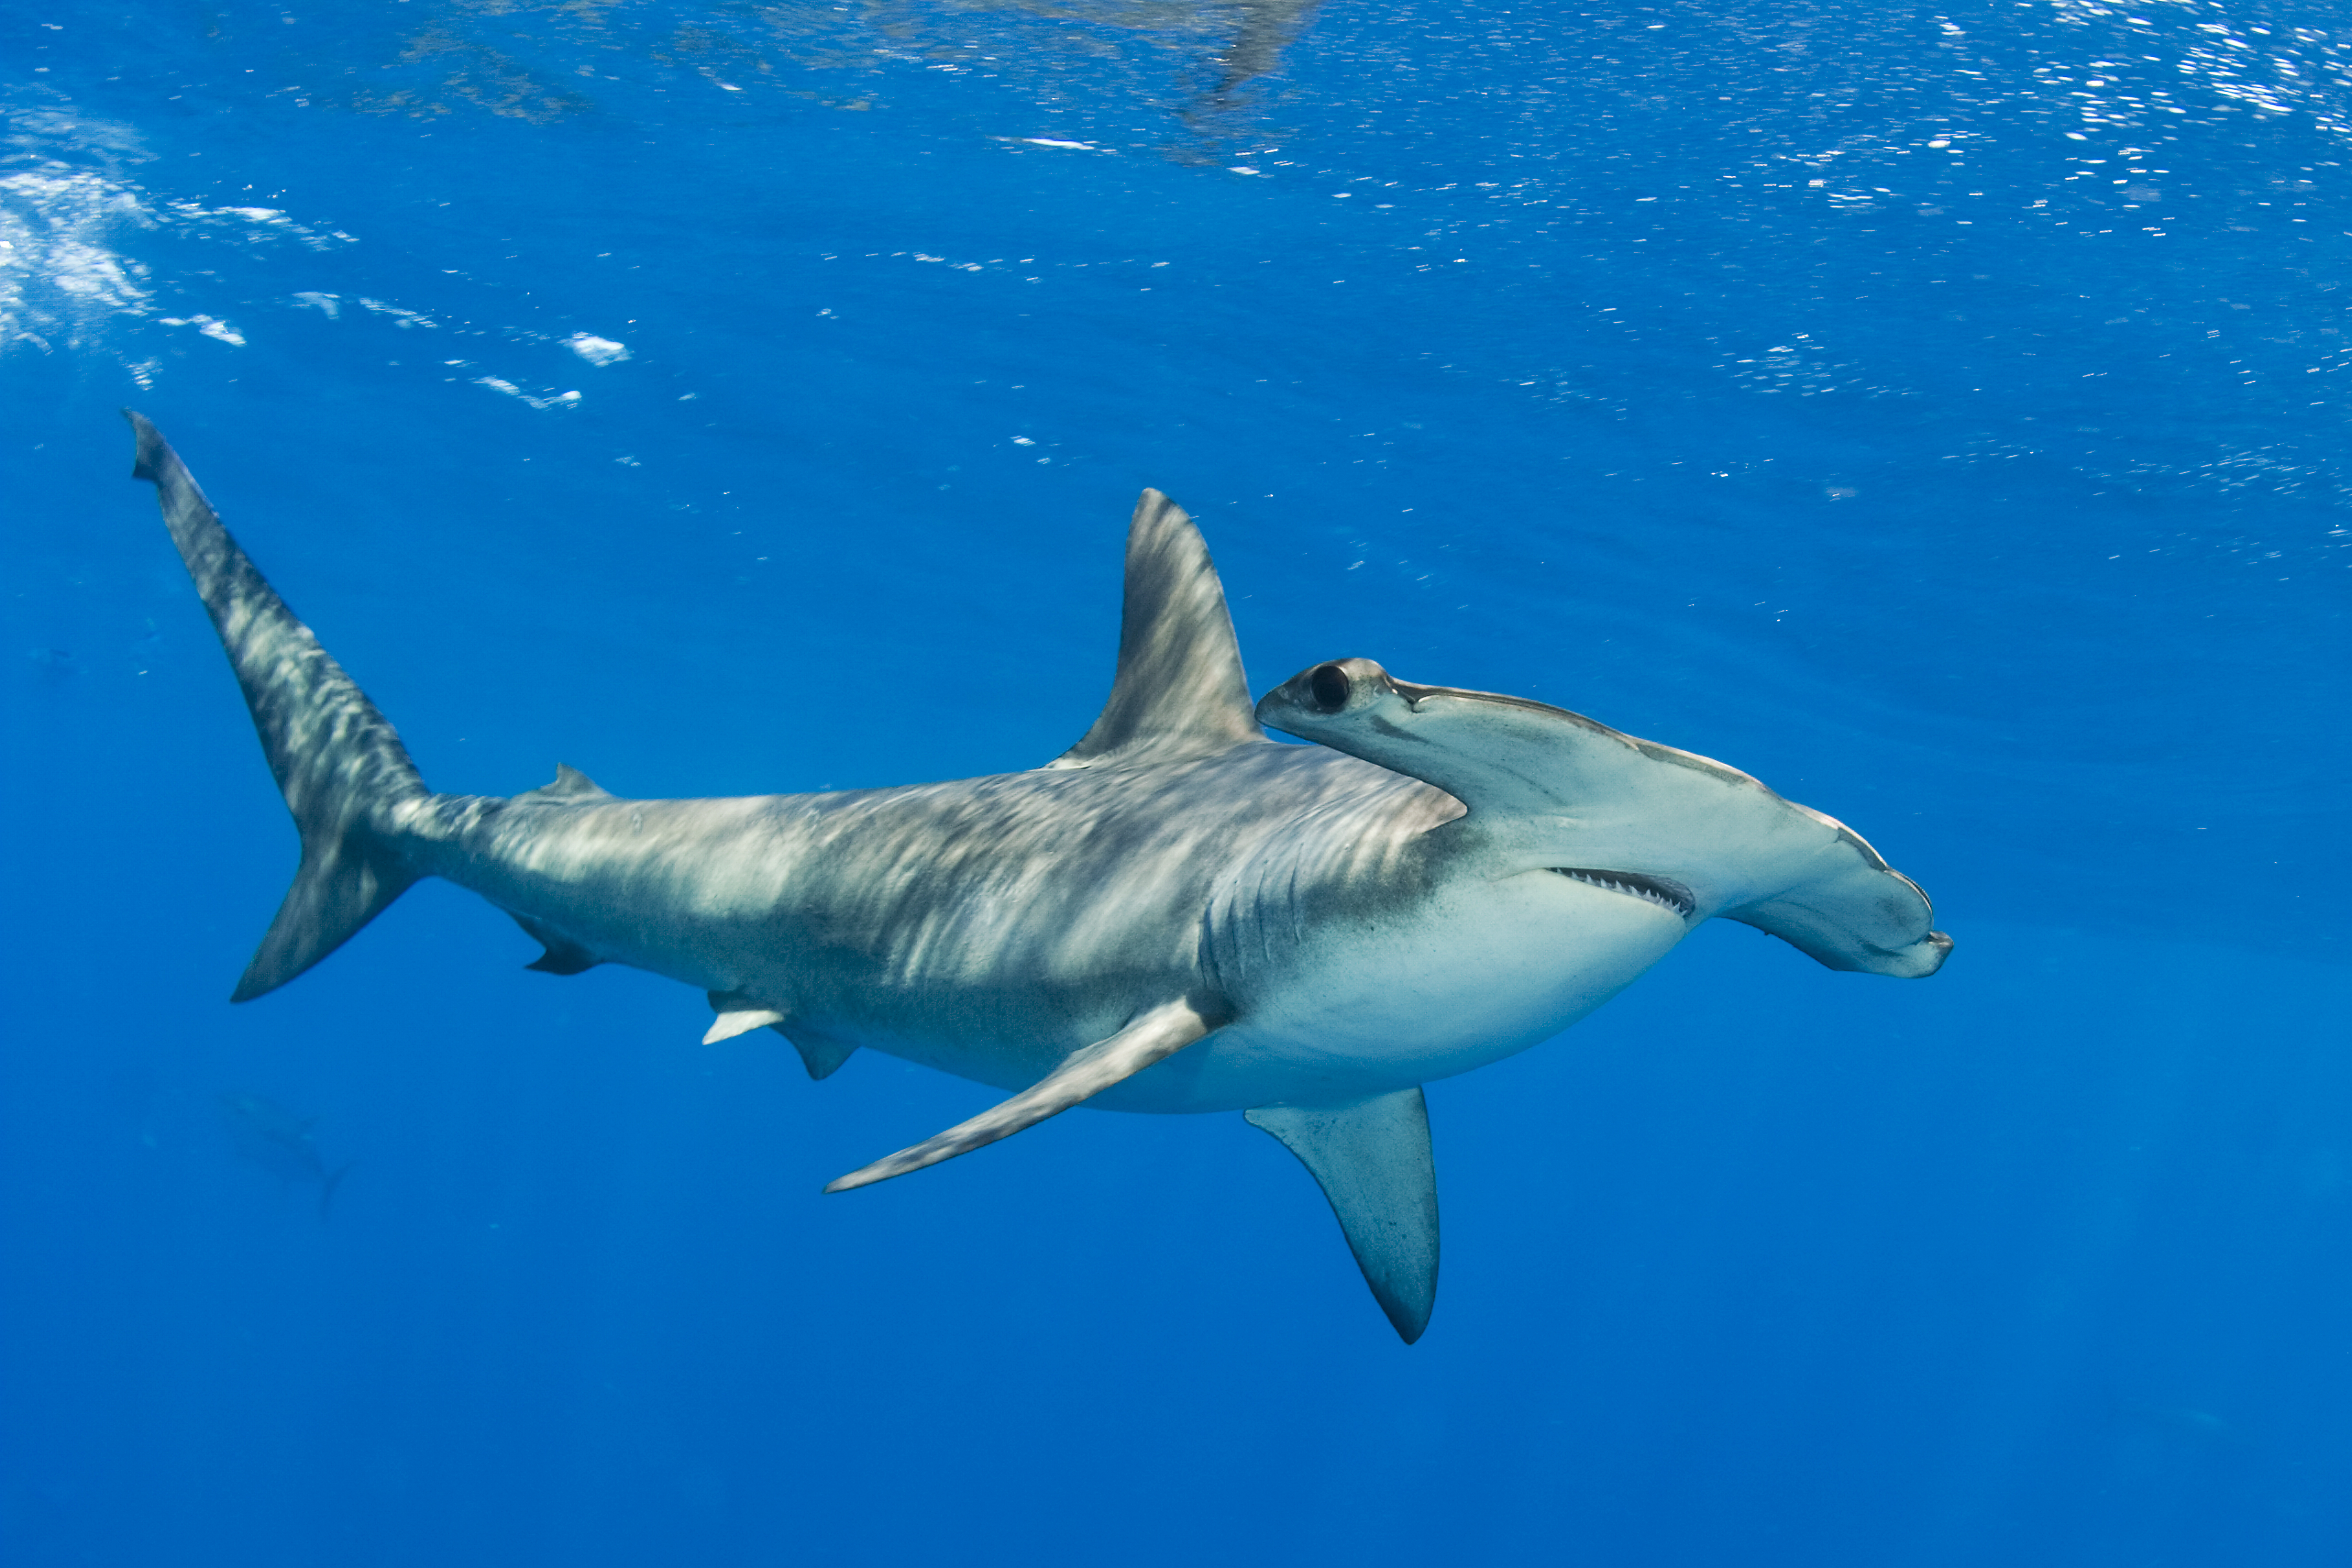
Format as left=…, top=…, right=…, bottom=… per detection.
left=1090, top=868, right=1692, bottom=1114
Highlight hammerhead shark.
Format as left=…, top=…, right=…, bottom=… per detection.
left=127, top=411, right=1948, bottom=1341
left=219, top=1092, right=353, bottom=1220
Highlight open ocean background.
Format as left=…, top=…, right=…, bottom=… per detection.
left=4, top=1, right=2348, bottom=1563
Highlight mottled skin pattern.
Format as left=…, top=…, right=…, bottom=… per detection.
left=128, top=410, right=1949, bottom=1338
left=398, top=744, right=1478, bottom=1113
left=129, top=407, right=1946, bottom=1112
left=133, top=420, right=427, bottom=1001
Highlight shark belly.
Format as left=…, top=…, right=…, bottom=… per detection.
left=1107, top=845, right=1694, bottom=1114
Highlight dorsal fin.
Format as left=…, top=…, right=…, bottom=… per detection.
left=513, top=763, right=612, bottom=804
left=1047, top=490, right=1264, bottom=770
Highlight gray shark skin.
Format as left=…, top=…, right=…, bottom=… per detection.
left=126, top=410, right=1948, bottom=1343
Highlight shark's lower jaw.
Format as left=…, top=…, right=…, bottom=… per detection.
left=1549, top=867, right=1697, bottom=920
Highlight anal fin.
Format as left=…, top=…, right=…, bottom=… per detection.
left=790, top=1034, right=858, bottom=1081
left=825, top=998, right=1217, bottom=1191
left=703, top=993, right=858, bottom=1078
left=514, top=913, right=601, bottom=975
left=1247, top=1087, right=1439, bottom=1345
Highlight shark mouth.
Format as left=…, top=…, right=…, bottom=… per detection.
left=1549, top=868, right=1697, bottom=920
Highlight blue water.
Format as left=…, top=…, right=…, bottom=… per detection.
left=4, top=1, right=2348, bottom=1562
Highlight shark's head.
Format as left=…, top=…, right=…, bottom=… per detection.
left=1258, top=658, right=1951, bottom=979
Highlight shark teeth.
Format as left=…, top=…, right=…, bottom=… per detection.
left=1549, top=867, right=1696, bottom=920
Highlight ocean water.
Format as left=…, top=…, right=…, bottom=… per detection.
left=3, top=1, right=2348, bottom=1562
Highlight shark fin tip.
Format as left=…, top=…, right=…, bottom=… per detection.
left=124, top=408, right=163, bottom=482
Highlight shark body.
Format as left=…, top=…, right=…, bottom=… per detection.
left=219, top=1093, right=351, bottom=1220
left=128, top=412, right=1948, bottom=1341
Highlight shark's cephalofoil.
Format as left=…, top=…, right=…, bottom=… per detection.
left=127, top=411, right=1948, bottom=1343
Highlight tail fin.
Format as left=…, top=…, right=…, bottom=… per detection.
left=127, top=411, right=429, bottom=1000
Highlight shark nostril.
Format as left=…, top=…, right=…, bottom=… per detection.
left=1309, top=663, right=1351, bottom=712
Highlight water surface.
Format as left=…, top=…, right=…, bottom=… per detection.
left=4, top=3, right=2348, bottom=1564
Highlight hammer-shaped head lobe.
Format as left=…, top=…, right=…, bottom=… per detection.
left=1258, top=658, right=1950, bottom=979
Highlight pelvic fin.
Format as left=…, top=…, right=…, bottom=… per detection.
left=704, top=991, right=789, bottom=1044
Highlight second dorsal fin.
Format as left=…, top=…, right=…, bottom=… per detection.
left=513, top=763, right=612, bottom=805
left=1046, top=489, right=1264, bottom=770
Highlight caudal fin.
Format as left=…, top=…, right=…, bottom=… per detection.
left=127, top=412, right=429, bottom=1000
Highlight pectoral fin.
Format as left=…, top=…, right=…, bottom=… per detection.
left=1247, top=1087, right=1439, bottom=1344
left=824, top=999, right=1218, bottom=1192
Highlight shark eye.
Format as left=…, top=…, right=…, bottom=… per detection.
left=1308, top=663, right=1351, bottom=713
